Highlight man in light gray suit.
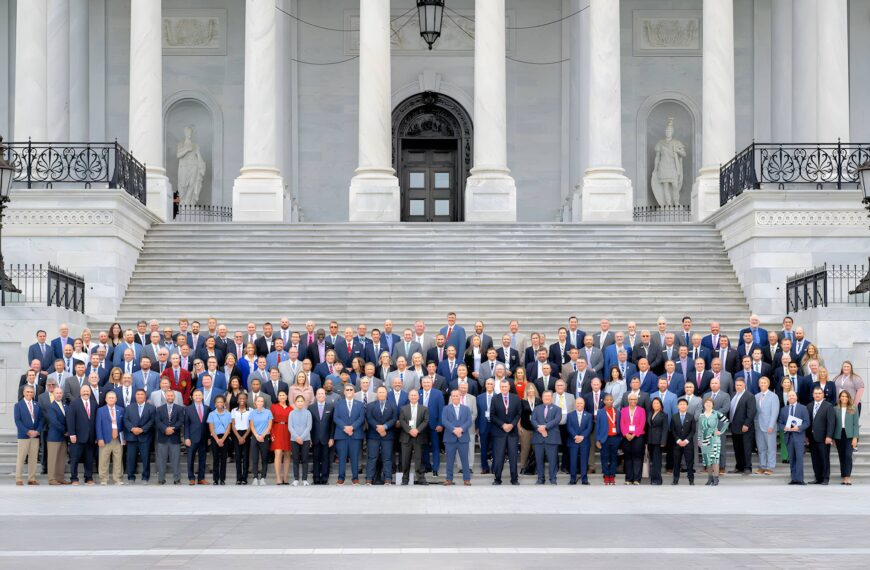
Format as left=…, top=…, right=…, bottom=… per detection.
left=387, top=357, right=419, bottom=392
left=359, top=363, right=384, bottom=392
left=754, top=377, right=780, bottom=474
left=354, top=376, right=377, bottom=404
left=247, top=378, right=272, bottom=409
left=507, top=320, right=528, bottom=364
left=413, top=321, right=437, bottom=355
left=683, top=382, right=703, bottom=419
left=457, top=381, right=477, bottom=472
left=149, top=378, right=184, bottom=409
left=142, top=332, right=165, bottom=368
left=392, top=329, right=423, bottom=363
left=47, top=358, right=73, bottom=392
left=477, top=348, right=502, bottom=390
left=710, top=358, right=734, bottom=396
left=278, top=348, right=303, bottom=383
left=579, top=335, right=604, bottom=375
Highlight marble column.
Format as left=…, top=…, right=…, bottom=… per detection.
left=13, top=0, right=47, bottom=141
left=233, top=0, right=285, bottom=222
left=129, top=0, right=171, bottom=221
left=692, top=0, right=735, bottom=221
left=465, top=0, right=516, bottom=221
left=46, top=0, right=70, bottom=141
left=791, top=0, right=817, bottom=142
left=816, top=0, right=849, bottom=142
left=348, top=0, right=399, bottom=222
left=579, top=0, right=631, bottom=221
left=69, top=0, right=90, bottom=141
left=770, top=0, right=792, bottom=142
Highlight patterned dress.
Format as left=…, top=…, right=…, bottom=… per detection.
left=697, top=410, right=730, bottom=466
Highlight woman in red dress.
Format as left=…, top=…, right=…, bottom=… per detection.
left=270, top=390, right=292, bottom=485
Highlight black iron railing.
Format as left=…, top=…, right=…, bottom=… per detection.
left=633, top=204, right=691, bottom=223
left=720, top=142, right=870, bottom=206
left=2, top=140, right=147, bottom=204
left=1, top=263, right=86, bottom=313
left=786, top=262, right=870, bottom=313
left=172, top=204, right=233, bottom=222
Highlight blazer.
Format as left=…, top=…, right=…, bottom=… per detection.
left=663, top=372, right=687, bottom=396
left=399, top=404, right=430, bottom=444
left=703, top=390, right=731, bottom=417
left=701, top=334, right=727, bottom=352
left=595, top=407, right=622, bottom=442
left=754, top=390, right=781, bottom=433
left=197, top=370, right=227, bottom=393
left=66, top=398, right=97, bottom=443
left=809, top=378, right=836, bottom=404
left=154, top=403, right=185, bottom=444
left=247, top=391, right=272, bottom=409
left=366, top=343, right=390, bottom=365
left=592, top=331, right=616, bottom=351
left=50, top=336, right=74, bottom=359
left=566, top=370, right=599, bottom=397
left=620, top=405, right=647, bottom=437
left=365, top=400, right=398, bottom=440
left=123, top=402, right=156, bottom=442
left=18, top=382, right=45, bottom=401
left=387, top=369, right=420, bottom=392
left=419, top=388, right=444, bottom=429
left=449, top=377, right=479, bottom=397
left=577, top=346, right=604, bottom=374
left=262, top=380, right=290, bottom=402
left=254, top=336, right=275, bottom=358
left=308, top=401, right=335, bottom=444
left=332, top=399, right=365, bottom=440
left=728, top=391, right=757, bottom=433
left=14, top=399, right=43, bottom=439
left=45, top=400, right=68, bottom=442
left=807, top=400, right=836, bottom=442
left=685, top=345, right=712, bottom=369
left=548, top=342, right=572, bottom=368
left=391, top=341, right=423, bottom=363
left=778, top=403, right=810, bottom=438
left=631, top=370, right=659, bottom=394
left=132, top=370, right=161, bottom=396
left=84, top=365, right=110, bottom=387
left=305, top=342, right=332, bottom=366
left=477, top=391, right=497, bottom=431
left=334, top=340, right=363, bottom=368
left=833, top=407, right=860, bottom=439
left=530, top=403, right=562, bottom=445
left=566, top=409, right=594, bottom=447
left=278, top=360, right=303, bottom=384
left=28, top=342, right=56, bottom=372
left=112, top=343, right=143, bottom=367
left=95, top=404, right=126, bottom=444
left=582, top=391, right=607, bottom=416
left=441, top=403, right=472, bottom=443
left=184, top=402, right=211, bottom=444
left=711, top=347, right=740, bottom=375
left=646, top=411, right=669, bottom=446
left=669, top=411, right=696, bottom=443
left=632, top=343, right=663, bottom=373
left=734, top=370, right=762, bottom=395
left=488, top=392, right=521, bottom=437
left=620, top=390, right=652, bottom=414
left=738, top=327, right=770, bottom=347
left=435, top=360, right=461, bottom=385
left=495, top=347, right=521, bottom=374
left=683, top=370, right=713, bottom=396
left=439, top=325, right=466, bottom=355
left=534, top=376, right=558, bottom=396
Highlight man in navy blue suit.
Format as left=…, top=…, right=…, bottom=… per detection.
left=439, top=313, right=466, bottom=355
left=333, top=384, right=365, bottom=485
left=531, top=390, right=563, bottom=485
left=309, top=388, right=334, bottom=485
left=95, top=390, right=126, bottom=485
left=495, top=334, right=521, bottom=377
left=490, top=379, right=522, bottom=485
left=124, top=389, right=155, bottom=484
left=476, top=378, right=496, bottom=473
left=738, top=315, right=769, bottom=349
left=28, top=329, right=55, bottom=374
left=184, top=389, right=210, bottom=485
left=567, top=397, right=594, bottom=484
left=365, top=386, right=397, bottom=485
left=14, top=385, right=43, bottom=485
left=442, top=389, right=472, bottom=485
left=67, top=384, right=97, bottom=485
left=419, top=376, right=444, bottom=476
left=50, top=324, right=74, bottom=362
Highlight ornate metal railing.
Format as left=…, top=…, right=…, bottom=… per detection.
left=786, top=262, right=870, bottom=313
left=633, top=204, right=691, bottom=223
left=2, top=140, right=147, bottom=204
left=172, top=204, right=233, bottom=222
left=1, top=263, right=85, bottom=313
left=720, top=142, right=870, bottom=206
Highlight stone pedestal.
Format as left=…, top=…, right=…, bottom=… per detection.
left=349, top=175, right=400, bottom=222
left=691, top=168, right=721, bottom=222
left=145, top=174, right=173, bottom=222
left=465, top=175, right=517, bottom=222
left=232, top=173, right=285, bottom=222
left=580, top=169, right=633, bottom=222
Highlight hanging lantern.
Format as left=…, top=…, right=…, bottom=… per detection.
left=417, top=0, right=445, bottom=50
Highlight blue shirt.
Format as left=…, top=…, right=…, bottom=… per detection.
left=249, top=408, right=273, bottom=434
left=207, top=409, right=231, bottom=435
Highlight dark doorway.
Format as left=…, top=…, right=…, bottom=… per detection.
left=392, top=92, right=473, bottom=222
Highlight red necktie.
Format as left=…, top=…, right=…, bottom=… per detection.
left=278, top=353, right=282, bottom=364
left=447, top=326, right=452, bottom=340
left=697, top=372, right=701, bottom=385
left=503, top=394, right=509, bottom=411
left=348, top=342, right=352, bottom=354
left=329, top=364, right=334, bottom=374
left=85, top=400, right=90, bottom=418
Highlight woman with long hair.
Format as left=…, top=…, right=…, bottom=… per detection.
left=834, top=361, right=865, bottom=415
left=834, top=390, right=860, bottom=485
left=519, top=382, right=540, bottom=473
left=698, top=397, right=729, bottom=486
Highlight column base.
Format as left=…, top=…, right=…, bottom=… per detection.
left=465, top=173, right=517, bottom=222
left=145, top=174, right=172, bottom=223
left=232, top=175, right=286, bottom=222
left=349, top=174, right=400, bottom=222
left=691, top=169, right=721, bottom=222
left=579, top=169, right=633, bottom=222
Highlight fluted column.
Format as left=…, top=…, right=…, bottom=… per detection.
left=770, top=0, right=792, bottom=142
left=46, top=0, right=70, bottom=141
left=692, top=0, right=735, bottom=221
left=14, top=0, right=48, bottom=141
left=579, top=0, right=631, bottom=221
left=816, top=0, right=849, bottom=142
left=129, top=0, right=171, bottom=221
left=69, top=0, right=90, bottom=141
left=791, top=0, right=817, bottom=142
left=233, top=0, right=285, bottom=222
left=465, top=0, right=516, bottom=221
left=348, top=0, right=399, bottom=222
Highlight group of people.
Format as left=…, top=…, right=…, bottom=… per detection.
left=15, top=313, right=863, bottom=487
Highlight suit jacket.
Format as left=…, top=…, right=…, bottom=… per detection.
left=247, top=391, right=272, bottom=409
left=419, top=388, right=444, bottom=431
left=632, top=343, right=663, bottom=373
left=85, top=365, right=110, bottom=387
left=566, top=370, right=598, bottom=397
left=184, top=402, right=211, bottom=444
left=476, top=359, right=503, bottom=387
left=112, top=343, right=142, bottom=367
left=566, top=409, right=593, bottom=447
left=62, top=376, right=89, bottom=404
left=592, top=331, right=615, bottom=351
left=679, top=370, right=710, bottom=396
left=809, top=379, right=837, bottom=404
left=392, top=341, right=423, bottom=363
left=141, top=344, right=164, bottom=367
left=530, top=403, right=563, bottom=445
left=277, top=359, right=303, bottom=383
left=525, top=359, right=558, bottom=382
left=807, top=400, right=836, bottom=442
left=778, top=402, right=810, bottom=440
left=685, top=345, right=712, bottom=369
left=548, top=342, right=572, bottom=368
left=18, top=382, right=45, bottom=401
left=148, top=390, right=184, bottom=409
left=114, top=385, right=137, bottom=408
left=734, top=369, right=762, bottom=395
left=51, top=336, right=74, bottom=359
left=334, top=339, right=364, bottom=368
left=595, top=407, right=621, bottom=441
left=703, top=390, right=731, bottom=417
left=495, top=347, right=521, bottom=375
left=123, top=402, right=156, bottom=442
left=524, top=346, right=545, bottom=368
left=132, top=370, right=161, bottom=396
left=45, top=400, right=68, bottom=442
left=95, top=404, right=126, bottom=443
left=305, top=342, right=332, bottom=366
left=308, top=401, right=334, bottom=444
left=754, top=390, right=780, bottom=433
left=602, top=342, right=632, bottom=374
left=399, top=403, right=430, bottom=444
left=728, top=390, right=757, bottom=433
left=254, top=336, right=275, bottom=358
left=386, top=369, right=420, bottom=392
left=332, top=399, right=365, bottom=440
left=631, top=370, right=659, bottom=394
left=738, top=327, right=769, bottom=347
left=577, top=346, right=604, bottom=374
left=701, top=334, right=726, bottom=352
left=488, top=392, right=521, bottom=437
left=620, top=390, right=651, bottom=414
left=737, top=341, right=761, bottom=361
left=436, top=360, right=462, bottom=385
left=161, top=367, right=193, bottom=404
left=582, top=391, right=607, bottom=416
left=361, top=342, right=386, bottom=365
left=441, top=403, right=472, bottom=443
left=439, top=325, right=466, bottom=355
left=28, top=342, right=55, bottom=372
left=669, top=412, right=696, bottom=443
left=14, top=399, right=43, bottom=438
left=365, top=400, right=398, bottom=440
left=262, top=380, right=290, bottom=402
left=711, top=347, right=740, bottom=375
left=467, top=333, right=493, bottom=354
left=534, top=376, right=558, bottom=396
left=66, top=398, right=97, bottom=443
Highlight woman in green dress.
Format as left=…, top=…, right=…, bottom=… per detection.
left=697, top=397, right=729, bottom=486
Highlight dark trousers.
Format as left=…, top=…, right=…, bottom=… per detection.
left=422, top=429, right=440, bottom=473
left=600, top=436, right=621, bottom=477
left=401, top=437, right=426, bottom=482
left=732, top=429, right=753, bottom=471
left=478, top=427, right=492, bottom=471
left=365, top=438, right=393, bottom=482
left=211, top=439, right=228, bottom=483
left=835, top=430, right=854, bottom=477
left=291, top=440, right=310, bottom=481
left=126, top=439, right=151, bottom=481
left=623, top=436, right=645, bottom=482
left=809, top=438, right=831, bottom=483
left=492, top=432, right=519, bottom=483
left=234, top=431, right=250, bottom=482
left=647, top=444, right=663, bottom=484
left=69, top=441, right=94, bottom=482
left=672, top=441, right=695, bottom=483
left=336, top=438, right=361, bottom=481
left=786, top=432, right=805, bottom=482
left=535, top=442, right=558, bottom=483
left=187, top=438, right=208, bottom=480
left=250, top=437, right=270, bottom=478
left=568, top=442, right=590, bottom=483
left=41, top=431, right=48, bottom=472
left=558, top=424, right=570, bottom=471
left=312, top=440, right=330, bottom=483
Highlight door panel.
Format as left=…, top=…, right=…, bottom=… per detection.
left=400, top=144, right=458, bottom=222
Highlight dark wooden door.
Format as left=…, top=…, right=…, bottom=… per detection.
left=400, top=144, right=458, bottom=222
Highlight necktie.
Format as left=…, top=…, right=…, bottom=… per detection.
left=85, top=400, right=90, bottom=418
left=447, top=326, right=453, bottom=340
left=58, top=401, right=65, bottom=416
left=544, top=405, right=549, bottom=418
left=110, top=407, right=118, bottom=439
left=697, top=372, right=701, bottom=385
left=318, top=404, right=324, bottom=419
left=680, top=413, right=685, bottom=426
left=27, top=400, right=34, bottom=422
left=197, top=405, right=203, bottom=421
left=363, top=392, right=368, bottom=405
left=594, top=393, right=599, bottom=410
left=424, top=391, right=429, bottom=406
left=278, top=353, right=282, bottom=364
left=348, top=342, right=352, bottom=355
left=813, top=402, right=819, bottom=418
left=347, top=401, right=353, bottom=415
left=438, top=347, right=443, bottom=361
left=790, top=404, right=795, bottom=418
left=125, top=388, right=130, bottom=406
left=511, top=334, right=516, bottom=349
left=380, top=403, right=384, bottom=414
left=503, top=394, right=508, bottom=411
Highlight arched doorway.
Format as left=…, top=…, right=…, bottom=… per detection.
left=392, top=92, right=472, bottom=222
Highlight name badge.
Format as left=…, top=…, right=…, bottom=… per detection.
left=409, top=420, right=416, bottom=428
left=628, top=425, right=635, bottom=433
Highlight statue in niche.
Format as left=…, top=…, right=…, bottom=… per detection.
left=651, top=117, right=686, bottom=206
left=176, top=126, right=206, bottom=206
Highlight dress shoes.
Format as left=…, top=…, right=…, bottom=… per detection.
left=729, top=468, right=743, bottom=474
left=581, top=481, right=589, bottom=485
left=480, top=469, right=491, bottom=475
left=189, top=479, right=196, bottom=485
left=15, top=481, right=23, bottom=486
left=443, top=480, right=455, bottom=486
left=491, top=480, right=502, bottom=485
left=401, top=481, right=409, bottom=486
left=198, top=479, right=208, bottom=485
left=511, top=480, right=520, bottom=485
left=463, top=481, right=471, bottom=486
left=414, top=480, right=429, bottom=486
left=352, top=479, right=360, bottom=485
left=688, top=481, right=695, bottom=486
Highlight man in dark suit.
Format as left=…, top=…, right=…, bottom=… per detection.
left=419, top=376, right=444, bottom=476
left=700, top=322, right=724, bottom=352
left=123, top=389, right=155, bottom=484
left=66, top=384, right=97, bottom=485
left=155, top=391, right=184, bottom=485
left=254, top=323, right=276, bottom=358
left=632, top=331, right=663, bottom=373
left=779, top=391, right=810, bottom=484
left=807, top=386, right=836, bottom=484
left=399, top=389, right=430, bottom=485
left=333, top=384, right=365, bottom=484
left=262, top=368, right=290, bottom=403
left=495, top=334, right=521, bottom=377
left=442, top=389, right=472, bottom=485
left=712, top=335, right=740, bottom=376
left=524, top=333, right=544, bottom=368
left=534, top=363, right=558, bottom=395
left=566, top=397, right=594, bottom=484
left=773, top=339, right=799, bottom=370
left=439, top=313, right=466, bottom=355
left=425, top=334, right=448, bottom=366
left=467, top=321, right=493, bottom=354
left=335, top=327, right=362, bottom=368
left=531, top=390, right=562, bottom=485
left=738, top=315, right=769, bottom=349
left=84, top=353, right=109, bottom=387
left=184, top=389, right=211, bottom=485
left=734, top=356, right=762, bottom=395
left=566, top=359, right=597, bottom=397
left=548, top=328, right=571, bottom=369
left=309, top=388, right=334, bottom=485
left=365, top=386, right=397, bottom=485
left=728, top=378, right=757, bottom=474
left=28, top=330, right=56, bottom=373
left=50, top=324, right=74, bottom=361
left=476, top=378, right=496, bottom=474
left=670, top=398, right=696, bottom=485
left=684, top=358, right=713, bottom=396
left=490, top=379, right=522, bottom=485
left=526, top=348, right=554, bottom=382
left=686, top=335, right=711, bottom=369
left=736, top=331, right=758, bottom=361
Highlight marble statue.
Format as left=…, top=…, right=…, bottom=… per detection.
left=651, top=117, right=687, bottom=206
left=176, top=126, right=206, bottom=205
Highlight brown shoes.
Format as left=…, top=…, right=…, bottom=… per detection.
left=463, top=481, right=472, bottom=486
left=15, top=481, right=22, bottom=486
left=189, top=480, right=196, bottom=485
left=198, top=479, right=208, bottom=485
left=27, top=481, right=39, bottom=486
left=443, top=480, right=455, bottom=486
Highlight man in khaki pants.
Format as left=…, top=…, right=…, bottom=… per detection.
left=96, top=391, right=126, bottom=485
left=45, top=386, right=70, bottom=485
left=14, top=386, right=43, bottom=485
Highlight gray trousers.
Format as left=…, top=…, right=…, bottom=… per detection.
left=755, top=428, right=777, bottom=470
left=156, top=441, right=181, bottom=483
